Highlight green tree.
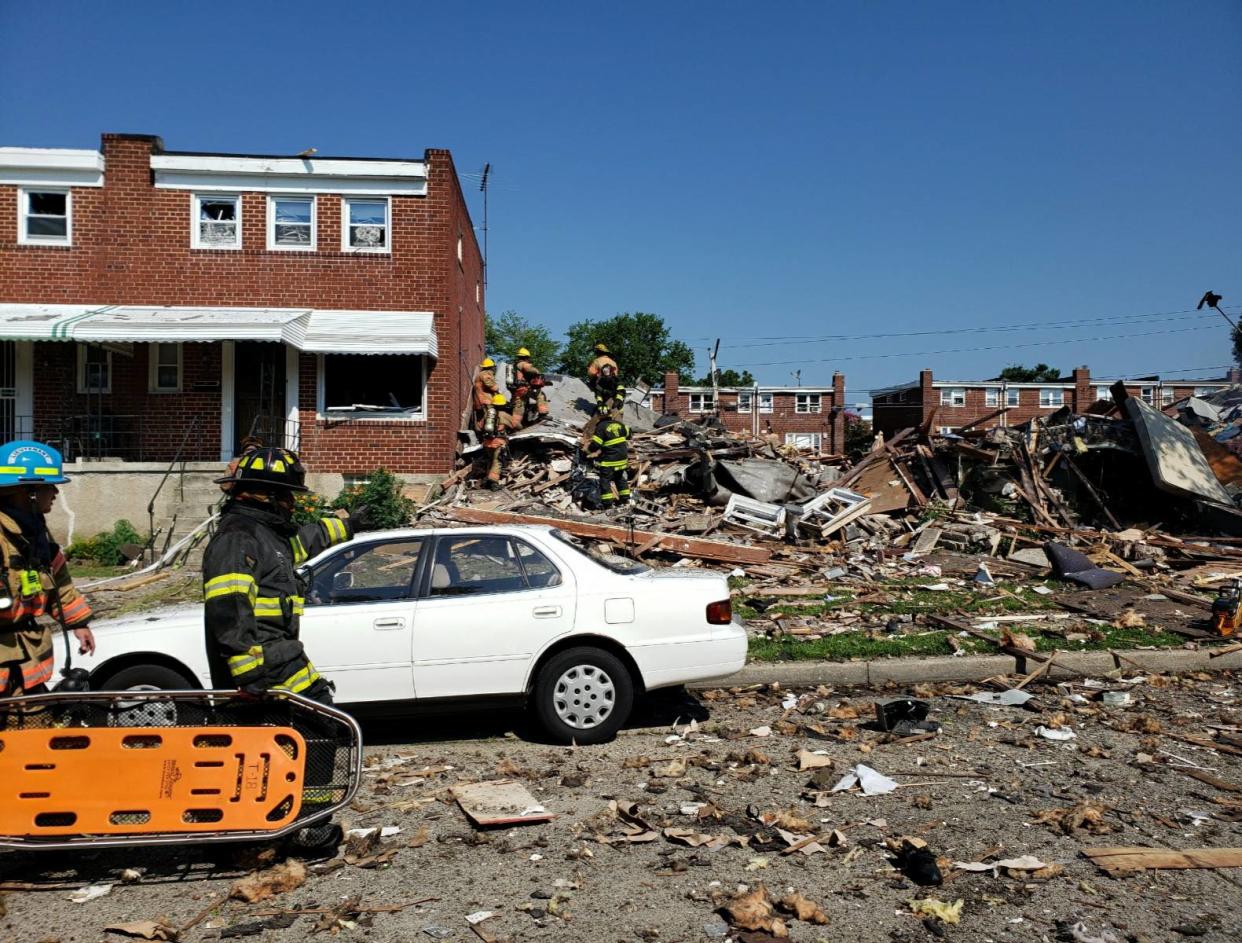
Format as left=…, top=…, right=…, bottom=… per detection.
left=557, top=312, right=696, bottom=384
left=843, top=415, right=874, bottom=459
left=998, top=363, right=1062, bottom=382
left=484, top=310, right=561, bottom=369
left=697, top=368, right=755, bottom=386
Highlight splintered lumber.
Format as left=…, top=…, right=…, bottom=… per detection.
left=1083, top=846, right=1242, bottom=875
left=450, top=779, right=555, bottom=827
left=444, top=506, right=772, bottom=565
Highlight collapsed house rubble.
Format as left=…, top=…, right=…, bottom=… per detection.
left=432, top=373, right=1242, bottom=654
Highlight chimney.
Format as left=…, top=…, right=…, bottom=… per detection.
left=662, top=370, right=680, bottom=415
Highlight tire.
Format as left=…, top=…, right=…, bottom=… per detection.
left=532, top=646, right=634, bottom=745
left=96, top=663, right=196, bottom=692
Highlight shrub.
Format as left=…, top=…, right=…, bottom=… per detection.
left=66, top=519, right=144, bottom=566
left=331, top=469, right=415, bottom=529
left=291, top=490, right=332, bottom=526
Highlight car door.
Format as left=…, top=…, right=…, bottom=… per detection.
left=412, top=533, right=576, bottom=699
left=298, top=536, right=425, bottom=704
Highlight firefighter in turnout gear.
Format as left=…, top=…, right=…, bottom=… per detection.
left=481, top=393, right=517, bottom=489
left=472, top=357, right=501, bottom=430
left=509, top=346, right=549, bottom=429
left=586, top=417, right=632, bottom=505
left=0, top=441, right=94, bottom=698
left=203, top=447, right=351, bottom=703
left=586, top=343, right=625, bottom=417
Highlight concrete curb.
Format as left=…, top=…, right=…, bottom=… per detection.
left=690, top=647, right=1242, bottom=689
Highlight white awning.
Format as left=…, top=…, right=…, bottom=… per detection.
left=0, top=304, right=438, bottom=357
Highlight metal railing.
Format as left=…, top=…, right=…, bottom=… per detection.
left=146, top=416, right=201, bottom=559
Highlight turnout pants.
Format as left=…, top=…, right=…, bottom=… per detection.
left=597, top=462, right=631, bottom=503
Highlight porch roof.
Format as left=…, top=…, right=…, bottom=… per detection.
left=0, top=304, right=438, bottom=357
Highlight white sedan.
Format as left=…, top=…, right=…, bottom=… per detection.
left=72, top=525, right=747, bottom=743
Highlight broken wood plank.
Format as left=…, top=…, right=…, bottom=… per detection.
left=954, top=406, right=1009, bottom=434
left=1180, top=768, right=1242, bottom=793
left=450, top=779, right=555, bottom=827
left=1083, top=846, right=1242, bottom=874
left=1063, top=455, right=1122, bottom=530
left=444, top=506, right=772, bottom=565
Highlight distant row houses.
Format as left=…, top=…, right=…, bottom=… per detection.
left=871, top=367, right=1242, bottom=438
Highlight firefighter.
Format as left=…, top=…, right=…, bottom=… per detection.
left=586, top=342, right=625, bottom=419
left=0, top=440, right=94, bottom=698
left=510, top=346, right=549, bottom=428
left=472, top=357, right=500, bottom=429
left=585, top=416, right=631, bottom=505
left=481, top=393, right=516, bottom=489
left=203, top=447, right=351, bottom=703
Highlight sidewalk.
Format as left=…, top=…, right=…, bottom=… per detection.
left=695, top=646, right=1242, bottom=689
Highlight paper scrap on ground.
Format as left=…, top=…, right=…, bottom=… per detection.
left=451, top=779, right=555, bottom=826
left=955, top=855, right=1050, bottom=873
left=1036, top=725, right=1077, bottom=741
left=909, top=898, right=963, bottom=924
left=960, top=690, right=1034, bottom=706
left=832, top=764, right=898, bottom=796
left=68, top=883, right=113, bottom=903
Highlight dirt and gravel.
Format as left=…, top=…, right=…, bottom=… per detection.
left=4, top=670, right=1242, bottom=943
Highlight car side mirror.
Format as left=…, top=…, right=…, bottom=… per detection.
left=332, top=571, right=355, bottom=592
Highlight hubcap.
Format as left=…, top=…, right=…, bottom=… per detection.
left=108, top=683, right=178, bottom=727
left=552, top=664, right=616, bottom=730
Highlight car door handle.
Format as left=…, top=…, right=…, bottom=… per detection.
left=532, top=606, right=562, bottom=618
left=373, top=618, right=406, bottom=630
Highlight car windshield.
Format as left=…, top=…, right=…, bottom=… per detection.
left=548, top=529, right=650, bottom=575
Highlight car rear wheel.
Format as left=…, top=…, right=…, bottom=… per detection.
left=94, top=664, right=196, bottom=727
left=532, top=647, right=634, bottom=745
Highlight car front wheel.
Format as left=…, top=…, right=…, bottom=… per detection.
left=532, top=647, right=634, bottom=745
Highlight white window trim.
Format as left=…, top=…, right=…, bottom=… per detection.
left=985, top=388, right=999, bottom=407
left=340, top=195, right=391, bottom=254
left=148, top=342, right=183, bottom=393
left=1006, top=388, right=1020, bottom=406
left=940, top=387, right=966, bottom=407
left=688, top=393, right=715, bottom=414
left=17, top=187, right=72, bottom=246
left=737, top=392, right=753, bottom=412
left=758, top=393, right=774, bottom=414
left=1039, top=388, right=1064, bottom=407
left=795, top=393, right=822, bottom=414
left=76, top=344, right=111, bottom=394
left=266, top=194, right=317, bottom=251
left=1140, top=386, right=1155, bottom=404
left=315, top=353, right=427, bottom=422
left=1160, top=387, right=1175, bottom=404
left=784, top=432, right=822, bottom=449
left=191, top=193, right=242, bottom=250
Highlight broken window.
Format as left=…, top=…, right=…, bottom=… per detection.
left=269, top=196, right=315, bottom=249
left=150, top=343, right=181, bottom=392
left=784, top=432, right=821, bottom=449
left=77, top=344, right=111, bottom=394
left=1039, top=388, right=1064, bottom=407
left=1140, top=386, right=1155, bottom=404
left=688, top=393, right=714, bottom=413
left=344, top=198, right=389, bottom=251
left=194, top=194, right=240, bottom=248
left=20, top=189, right=69, bottom=244
left=758, top=392, right=774, bottom=413
left=939, top=388, right=965, bottom=407
left=737, top=391, right=753, bottom=412
left=795, top=393, right=821, bottom=414
left=322, top=353, right=424, bottom=415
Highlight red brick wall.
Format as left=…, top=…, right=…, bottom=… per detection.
left=0, top=133, right=484, bottom=475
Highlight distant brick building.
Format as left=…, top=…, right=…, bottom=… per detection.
left=650, top=371, right=847, bottom=453
left=0, top=132, right=484, bottom=477
left=871, top=366, right=1242, bottom=437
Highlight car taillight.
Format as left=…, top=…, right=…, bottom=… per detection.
left=706, top=599, right=732, bottom=625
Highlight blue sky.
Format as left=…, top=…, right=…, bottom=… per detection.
left=2, top=1, right=1238, bottom=401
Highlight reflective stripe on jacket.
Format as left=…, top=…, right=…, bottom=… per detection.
left=591, top=420, right=630, bottom=468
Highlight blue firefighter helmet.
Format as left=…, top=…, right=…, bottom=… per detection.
left=0, top=440, right=71, bottom=488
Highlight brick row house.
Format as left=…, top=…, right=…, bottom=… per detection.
left=650, top=370, right=847, bottom=453
left=871, top=367, right=1242, bottom=438
left=0, top=132, right=484, bottom=538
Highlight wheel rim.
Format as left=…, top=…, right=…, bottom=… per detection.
left=109, top=683, right=178, bottom=727
left=552, top=664, right=616, bottom=730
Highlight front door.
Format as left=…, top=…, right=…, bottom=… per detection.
left=412, top=533, right=576, bottom=699
left=233, top=341, right=286, bottom=453
left=300, top=537, right=425, bottom=704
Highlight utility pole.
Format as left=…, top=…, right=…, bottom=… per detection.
left=709, top=339, right=720, bottom=416
left=479, top=163, right=490, bottom=289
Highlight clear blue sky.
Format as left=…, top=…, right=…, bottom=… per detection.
left=3, top=1, right=1238, bottom=400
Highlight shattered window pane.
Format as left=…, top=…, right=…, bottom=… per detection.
left=197, top=196, right=239, bottom=247
left=24, top=190, right=68, bottom=240
left=737, top=392, right=753, bottom=412
left=347, top=199, right=388, bottom=249
left=758, top=393, right=774, bottom=413
left=272, top=198, right=314, bottom=246
left=323, top=353, right=424, bottom=413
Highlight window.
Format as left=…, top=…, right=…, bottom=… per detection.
left=268, top=196, right=316, bottom=249
left=784, top=432, right=822, bottom=449
left=940, top=387, right=966, bottom=407
left=1095, top=385, right=1110, bottom=402
left=342, top=197, right=389, bottom=252
left=430, top=535, right=561, bottom=597
left=18, top=189, right=71, bottom=245
left=321, top=353, right=424, bottom=416
left=550, top=528, right=650, bottom=575
left=795, top=393, right=821, bottom=414
left=737, top=392, right=753, bottom=412
left=76, top=344, right=111, bottom=394
left=1161, top=387, right=1174, bottom=405
left=1140, top=386, right=1155, bottom=404
left=985, top=388, right=999, bottom=407
left=192, top=194, right=240, bottom=249
left=149, top=343, right=181, bottom=392
left=1194, top=386, right=1216, bottom=398
left=758, top=392, right=774, bottom=413
left=1039, top=388, right=1064, bottom=407
left=1007, top=388, right=1020, bottom=407
left=308, top=538, right=424, bottom=606
left=688, top=393, right=714, bottom=413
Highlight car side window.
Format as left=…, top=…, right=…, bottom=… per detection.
left=429, top=535, right=559, bottom=597
left=307, top=539, right=423, bottom=606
